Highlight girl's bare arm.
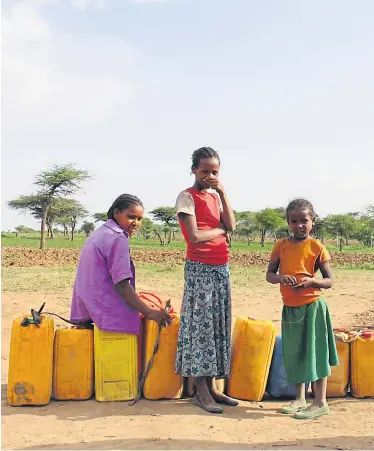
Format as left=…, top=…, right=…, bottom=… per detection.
left=218, top=189, right=236, bottom=233
left=178, top=213, right=225, bottom=244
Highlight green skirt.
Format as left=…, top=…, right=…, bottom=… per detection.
left=281, top=298, right=339, bottom=384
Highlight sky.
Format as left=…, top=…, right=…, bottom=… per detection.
left=2, top=0, right=374, bottom=231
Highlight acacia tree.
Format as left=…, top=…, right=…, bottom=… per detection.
left=54, top=199, right=88, bottom=241
left=138, top=217, right=153, bottom=240
left=81, top=221, right=95, bottom=237
left=254, top=208, right=285, bottom=247
left=8, top=164, right=90, bottom=249
left=234, top=211, right=256, bottom=245
left=150, top=207, right=178, bottom=245
left=93, top=212, right=107, bottom=223
left=324, top=214, right=357, bottom=250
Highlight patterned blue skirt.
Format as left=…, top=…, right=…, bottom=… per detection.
left=175, top=260, right=232, bottom=378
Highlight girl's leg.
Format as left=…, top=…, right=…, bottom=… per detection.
left=313, top=377, right=327, bottom=406
left=206, top=377, right=238, bottom=407
left=307, top=377, right=327, bottom=409
left=293, top=378, right=329, bottom=418
left=295, top=383, right=306, bottom=404
left=280, top=383, right=307, bottom=414
left=194, top=377, right=223, bottom=413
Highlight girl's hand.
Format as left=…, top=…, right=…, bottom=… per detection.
left=145, top=309, right=172, bottom=326
left=293, top=277, right=316, bottom=289
left=205, top=177, right=224, bottom=194
left=279, top=274, right=298, bottom=286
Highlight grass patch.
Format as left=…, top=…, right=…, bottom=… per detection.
left=1, top=267, right=77, bottom=292
left=3, top=232, right=374, bottom=253
left=335, top=264, right=374, bottom=271
left=1, top=264, right=266, bottom=293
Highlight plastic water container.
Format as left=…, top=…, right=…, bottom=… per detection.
left=351, top=331, right=374, bottom=398
left=94, top=326, right=138, bottom=402
left=143, top=314, right=183, bottom=400
left=228, top=316, right=276, bottom=402
left=266, top=335, right=297, bottom=398
left=8, top=315, right=54, bottom=406
left=52, top=328, right=94, bottom=400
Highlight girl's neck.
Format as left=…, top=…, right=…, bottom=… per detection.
left=289, top=235, right=311, bottom=243
left=192, top=182, right=207, bottom=192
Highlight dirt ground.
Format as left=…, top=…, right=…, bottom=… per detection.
left=2, top=270, right=374, bottom=450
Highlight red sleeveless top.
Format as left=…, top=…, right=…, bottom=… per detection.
left=177, top=187, right=229, bottom=265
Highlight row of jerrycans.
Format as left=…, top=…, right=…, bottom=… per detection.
left=7, top=293, right=185, bottom=406
left=8, top=301, right=374, bottom=407
left=314, top=329, right=374, bottom=399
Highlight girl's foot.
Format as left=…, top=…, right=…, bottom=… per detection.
left=210, top=389, right=239, bottom=407
left=294, top=402, right=329, bottom=420
left=192, top=393, right=223, bottom=414
left=280, top=399, right=307, bottom=414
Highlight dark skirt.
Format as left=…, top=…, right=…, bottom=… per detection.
left=282, top=298, right=339, bottom=384
left=175, top=260, right=232, bottom=378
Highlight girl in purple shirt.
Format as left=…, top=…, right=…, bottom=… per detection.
left=71, top=194, right=170, bottom=332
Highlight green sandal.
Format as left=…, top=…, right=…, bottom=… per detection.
left=294, top=404, right=330, bottom=420
left=280, top=401, right=307, bottom=414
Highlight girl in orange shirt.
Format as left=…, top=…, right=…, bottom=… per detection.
left=266, top=198, right=339, bottom=420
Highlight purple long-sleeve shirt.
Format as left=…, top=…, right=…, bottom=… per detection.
left=70, top=219, right=140, bottom=334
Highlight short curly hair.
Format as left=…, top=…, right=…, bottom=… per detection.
left=286, top=198, right=316, bottom=221
left=191, top=147, right=220, bottom=169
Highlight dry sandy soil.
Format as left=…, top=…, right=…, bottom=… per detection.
left=2, top=268, right=374, bottom=450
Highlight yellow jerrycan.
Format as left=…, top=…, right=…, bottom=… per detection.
left=228, top=316, right=276, bottom=402
left=52, top=328, right=94, bottom=400
left=143, top=314, right=183, bottom=400
left=8, top=306, right=54, bottom=406
left=312, top=329, right=352, bottom=398
left=351, top=330, right=374, bottom=398
left=94, top=326, right=138, bottom=401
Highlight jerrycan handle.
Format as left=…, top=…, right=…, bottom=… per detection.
left=21, top=302, right=46, bottom=328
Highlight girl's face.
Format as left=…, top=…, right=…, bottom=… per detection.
left=192, top=157, right=220, bottom=190
left=288, top=208, right=314, bottom=241
left=114, top=204, right=144, bottom=237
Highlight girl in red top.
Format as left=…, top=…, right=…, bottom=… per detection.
left=175, top=147, right=238, bottom=413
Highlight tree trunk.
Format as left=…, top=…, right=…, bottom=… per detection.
left=40, top=207, right=49, bottom=250
left=71, top=225, right=75, bottom=241
left=167, top=231, right=172, bottom=245
left=339, top=236, right=344, bottom=251
left=336, top=233, right=339, bottom=248
left=154, top=231, right=165, bottom=246
left=261, top=230, right=265, bottom=247
left=345, top=237, right=349, bottom=246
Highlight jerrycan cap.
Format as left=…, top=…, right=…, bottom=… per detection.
left=362, top=330, right=373, bottom=339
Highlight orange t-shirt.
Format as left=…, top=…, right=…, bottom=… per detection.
left=270, top=237, right=331, bottom=307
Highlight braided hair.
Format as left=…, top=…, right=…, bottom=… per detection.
left=107, top=194, right=144, bottom=220
left=286, top=198, right=316, bottom=222
left=191, top=147, right=220, bottom=169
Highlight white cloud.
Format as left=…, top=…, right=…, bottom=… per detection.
left=69, top=0, right=108, bottom=10
left=131, top=0, right=173, bottom=3
left=2, top=1, right=140, bottom=129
